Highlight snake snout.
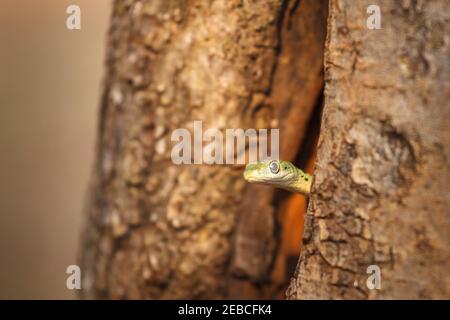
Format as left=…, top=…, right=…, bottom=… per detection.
left=243, top=165, right=258, bottom=182
left=243, top=170, right=252, bottom=181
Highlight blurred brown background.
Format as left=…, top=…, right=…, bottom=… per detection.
left=0, top=1, right=110, bottom=299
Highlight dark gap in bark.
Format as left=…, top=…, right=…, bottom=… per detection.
left=269, top=87, right=324, bottom=290
left=286, top=89, right=324, bottom=276
left=266, top=3, right=327, bottom=295
left=293, top=89, right=324, bottom=171
left=271, top=89, right=323, bottom=208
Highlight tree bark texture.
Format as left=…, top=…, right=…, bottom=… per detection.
left=288, top=0, right=450, bottom=299
left=81, top=0, right=327, bottom=299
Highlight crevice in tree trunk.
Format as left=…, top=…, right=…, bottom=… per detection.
left=229, top=0, right=328, bottom=299
left=293, top=91, right=323, bottom=173
left=269, top=90, right=324, bottom=299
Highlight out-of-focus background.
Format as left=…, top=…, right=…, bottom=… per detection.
left=0, top=1, right=110, bottom=299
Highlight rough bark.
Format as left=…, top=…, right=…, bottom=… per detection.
left=288, top=0, right=450, bottom=299
left=81, top=0, right=327, bottom=299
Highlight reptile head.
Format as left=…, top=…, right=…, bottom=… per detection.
left=243, top=160, right=299, bottom=187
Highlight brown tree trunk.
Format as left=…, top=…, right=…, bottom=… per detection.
left=80, top=0, right=327, bottom=299
left=288, top=0, right=450, bottom=299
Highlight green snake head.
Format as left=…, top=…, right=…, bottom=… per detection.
left=243, top=159, right=312, bottom=195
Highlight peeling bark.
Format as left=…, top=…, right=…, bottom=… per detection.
left=288, top=0, right=450, bottom=299
left=81, top=0, right=327, bottom=299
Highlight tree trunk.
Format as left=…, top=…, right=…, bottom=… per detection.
left=80, top=0, right=327, bottom=299
left=288, top=0, right=450, bottom=299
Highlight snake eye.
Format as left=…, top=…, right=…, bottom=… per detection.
left=269, top=161, right=279, bottom=174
